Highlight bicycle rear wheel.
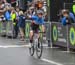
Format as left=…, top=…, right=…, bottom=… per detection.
left=29, top=43, right=34, bottom=56
left=36, top=39, right=43, bottom=59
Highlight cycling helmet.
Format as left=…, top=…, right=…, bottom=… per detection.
left=37, top=10, right=43, bottom=14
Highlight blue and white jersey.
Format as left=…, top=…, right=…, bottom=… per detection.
left=31, top=15, right=45, bottom=25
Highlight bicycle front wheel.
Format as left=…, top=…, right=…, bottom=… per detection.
left=29, top=43, right=34, bottom=56
left=36, top=39, right=43, bottom=59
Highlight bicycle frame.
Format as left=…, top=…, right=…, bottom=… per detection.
left=29, top=31, right=43, bottom=59
left=33, top=33, right=39, bottom=46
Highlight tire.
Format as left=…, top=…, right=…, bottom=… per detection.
left=36, top=39, right=43, bottom=59
left=29, top=43, right=35, bottom=56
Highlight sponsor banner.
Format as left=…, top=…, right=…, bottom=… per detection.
left=0, top=22, right=7, bottom=35
left=25, top=21, right=30, bottom=39
left=51, top=22, right=67, bottom=47
left=6, top=21, right=13, bottom=36
left=68, top=24, right=75, bottom=48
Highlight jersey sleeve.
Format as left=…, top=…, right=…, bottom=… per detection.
left=31, top=15, right=37, bottom=20
left=41, top=18, right=45, bottom=25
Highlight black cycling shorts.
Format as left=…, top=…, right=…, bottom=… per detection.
left=30, top=23, right=39, bottom=32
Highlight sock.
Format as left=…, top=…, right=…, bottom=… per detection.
left=30, top=40, right=33, bottom=43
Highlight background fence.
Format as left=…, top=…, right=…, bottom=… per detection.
left=0, top=20, right=75, bottom=51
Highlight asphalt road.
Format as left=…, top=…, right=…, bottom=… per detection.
left=0, top=37, right=75, bottom=65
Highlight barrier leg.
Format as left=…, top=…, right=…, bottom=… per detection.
left=66, top=25, right=70, bottom=53
left=47, top=22, right=53, bottom=48
left=49, top=22, right=53, bottom=48
left=49, top=22, right=59, bottom=49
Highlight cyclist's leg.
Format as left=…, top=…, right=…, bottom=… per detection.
left=29, top=23, right=37, bottom=43
left=36, top=26, right=40, bottom=45
left=30, top=30, right=34, bottom=43
left=42, top=25, right=45, bottom=33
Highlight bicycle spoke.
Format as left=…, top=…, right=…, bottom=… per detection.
left=29, top=43, right=34, bottom=56
left=36, top=40, right=43, bottom=59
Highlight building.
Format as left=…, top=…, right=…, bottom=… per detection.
left=50, top=0, right=73, bottom=21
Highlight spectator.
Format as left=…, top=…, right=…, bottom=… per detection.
left=18, top=11, right=26, bottom=41
left=61, top=9, right=74, bottom=25
left=11, top=8, right=19, bottom=39
left=1, top=0, right=11, bottom=9
left=69, top=12, right=75, bottom=22
left=12, top=7, right=20, bottom=38
left=4, top=6, right=11, bottom=21
left=11, top=8, right=16, bottom=21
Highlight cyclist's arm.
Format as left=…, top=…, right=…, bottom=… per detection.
left=41, top=25, right=45, bottom=33
left=29, top=15, right=37, bottom=20
left=41, top=19, right=45, bottom=33
left=28, top=15, right=37, bottom=23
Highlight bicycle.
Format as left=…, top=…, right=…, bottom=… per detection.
left=29, top=31, right=44, bottom=59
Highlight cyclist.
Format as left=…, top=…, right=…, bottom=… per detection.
left=29, top=10, right=45, bottom=46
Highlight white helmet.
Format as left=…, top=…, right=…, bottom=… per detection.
left=37, top=10, right=43, bottom=14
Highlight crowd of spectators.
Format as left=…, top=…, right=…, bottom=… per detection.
left=0, top=0, right=47, bottom=41
left=1, top=0, right=75, bottom=40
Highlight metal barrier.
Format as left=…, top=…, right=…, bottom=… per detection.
left=51, top=22, right=69, bottom=51
left=25, top=20, right=31, bottom=39
left=51, top=22, right=75, bottom=51
left=44, top=22, right=51, bottom=47
left=0, top=20, right=75, bottom=51
left=25, top=21, right=75, bottom=50
left=0, top=22, right=1, bottom=35
left=0, top=21, right=7, bottom=36
left=0, top=20, right=13, bottom=37
left=67, top=24, right=75, bottom=49
left=6, top=21, right=13, bottom=37
left=51, top=22, right=67, bottom=47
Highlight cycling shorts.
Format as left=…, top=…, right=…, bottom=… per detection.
left=30, top=23, right=40, bottom=33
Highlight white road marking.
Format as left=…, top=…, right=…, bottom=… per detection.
left=0, top=44, right=49, bottom=48
left=41, top=58, right=63, bottom=65
left=0, top=45, right=30, bottom=48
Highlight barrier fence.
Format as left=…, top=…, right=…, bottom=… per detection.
left=25, top=20, right=30, bottom=39
left=0, top=21, right=7, bottom=36
left=51, top=22, right=75, bottom=51
left=68, top=24, right=75, bottom=49
left=0, top=20, right=75, bottom=51
left=0, top=20, right=13, bottom=37
left=6, top=21, right=13, bottom=37
left=51, top=22, right=67, bottom=47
